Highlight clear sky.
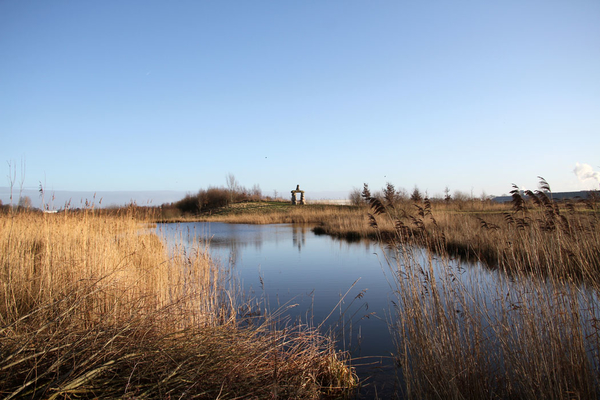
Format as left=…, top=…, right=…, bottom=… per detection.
left=1, top=1, right=599, bottom=206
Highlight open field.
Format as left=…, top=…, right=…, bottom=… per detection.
left=0, top=210, right=356, bottom=399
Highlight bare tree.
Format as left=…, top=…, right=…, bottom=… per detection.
left=250, top=184, right=262, bottom=201
left=453, top=190, right=470, bottom=202
left=7, top=160, right=17, bottom=208
left=480, top=190, right=493, bottom=202
left=226, top=173, right=239, bottom=204
left=348, top=187, right=363, bottom=206
left=396, top=187, right=409, bottom=201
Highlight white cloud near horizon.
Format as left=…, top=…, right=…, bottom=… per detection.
left=574, top=163, right=600, bottom=184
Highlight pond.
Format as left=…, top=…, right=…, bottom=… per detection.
left=157, top=221, right=600, bottom=398
left=158, top=222, right=404, bottom=395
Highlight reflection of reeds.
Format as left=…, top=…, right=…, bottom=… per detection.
left=0, top=211, right=356, bottom=398
left=365, top=180, right=600, bottom=399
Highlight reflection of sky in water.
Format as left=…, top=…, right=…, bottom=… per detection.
left=158, top=222, right=398, bottom=394
left=157, top=222, right=600, bottom=396
left=158, top=223, right=388, bottom=351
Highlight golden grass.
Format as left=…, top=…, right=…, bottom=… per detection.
left=0, top=210, right=357, bottom=399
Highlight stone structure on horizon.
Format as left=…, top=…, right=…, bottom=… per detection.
left=291, top=185, right=306, bottom=205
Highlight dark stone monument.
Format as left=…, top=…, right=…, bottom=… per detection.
left=291, top=185, right=306, bottom=205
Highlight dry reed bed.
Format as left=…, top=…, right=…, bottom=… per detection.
left=364, top=186, right=600, bottom=399
left=414, top=189, right=600, bottom=285
left=387, top=240, right=600, bottom=399
left=0, top=211, right=356, bottom=399
left=284, top=195, right=600, bottom=285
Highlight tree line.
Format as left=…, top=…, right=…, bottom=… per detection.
left=163, top=174, right=265, bottom=216
left=349, top=182, right=494, bottom=207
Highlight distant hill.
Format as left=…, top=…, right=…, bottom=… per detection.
left=493, top=190, right=597, bottom=203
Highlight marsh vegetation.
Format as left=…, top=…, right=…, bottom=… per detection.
left=157, top=178, right=600, bottom=398
left=0, top=210, right=356, bottom=399
left=364, top=178, right=600, bottom=399
left=3, top=176, right=599, bottom=399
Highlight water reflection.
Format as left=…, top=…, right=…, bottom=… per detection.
left=292, top=224, right=307, bottom=252
left=158, top=222, right=398, bottom=396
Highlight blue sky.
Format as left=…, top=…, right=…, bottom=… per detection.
left=1, top=1, right=599, bottom=206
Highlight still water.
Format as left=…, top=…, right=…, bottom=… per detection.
left=157, top=222, right=600, bottom=398
left=158, top=222, right=400, bottom=394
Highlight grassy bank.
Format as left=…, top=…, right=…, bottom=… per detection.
left=160, top=201, right=373, bottom=237
left=0, top=210, right=356, bottom=399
